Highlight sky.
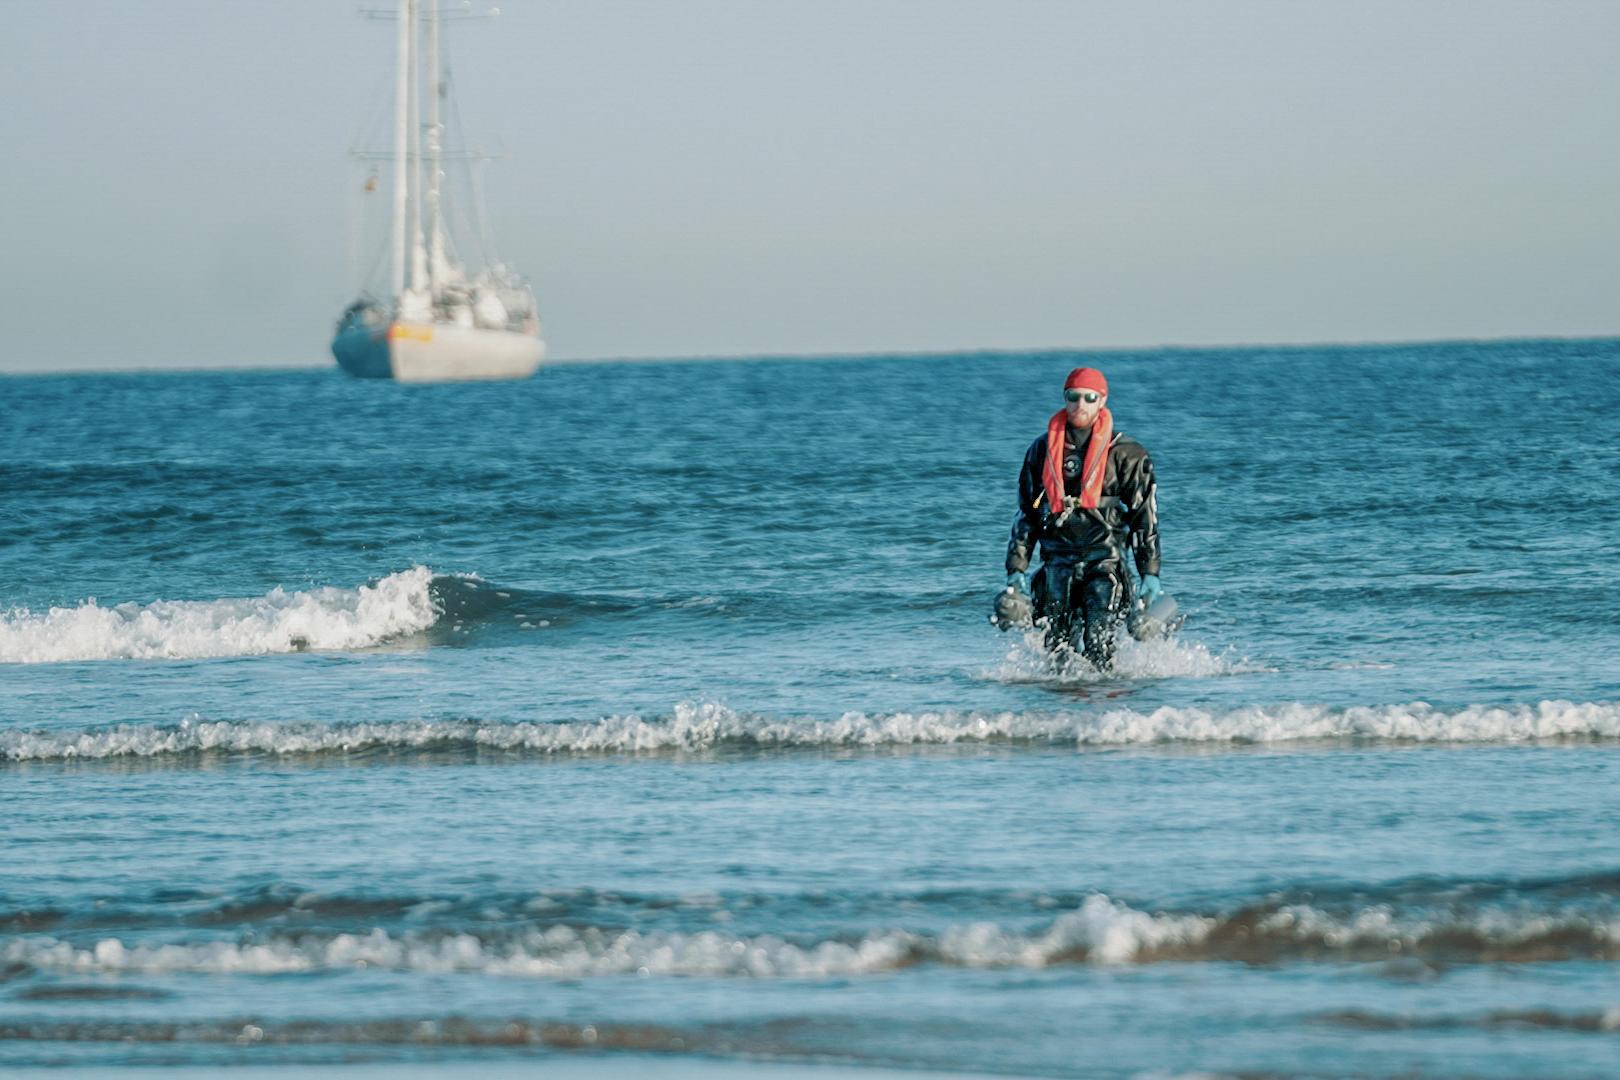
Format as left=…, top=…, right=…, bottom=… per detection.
left=4, top=0, right=1618, bottom=371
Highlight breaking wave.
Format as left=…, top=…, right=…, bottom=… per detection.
left=0, top=569, right=852, bottom=665
left=0, top=567, right=445, bottom=663
left=9, top=889, right=1620, bottom=979
left=5, top=699, right=1620, bottom=762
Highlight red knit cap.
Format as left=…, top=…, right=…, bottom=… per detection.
left=1064, top=367, right=1108, bottom=395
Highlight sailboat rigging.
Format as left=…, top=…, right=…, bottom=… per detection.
left=332, top=0, right=543, bottom=382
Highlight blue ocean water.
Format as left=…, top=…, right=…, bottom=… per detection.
left=2, top=339, right=1620, bottom=1079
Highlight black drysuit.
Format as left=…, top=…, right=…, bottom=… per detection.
left=1005, top=427, right=1160, bottom=667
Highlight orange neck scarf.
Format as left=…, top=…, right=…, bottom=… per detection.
left=1042, top=407, right=1113, bottom=512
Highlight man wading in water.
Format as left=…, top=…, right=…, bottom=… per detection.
left=1002, top=366, right=1161, bottom=670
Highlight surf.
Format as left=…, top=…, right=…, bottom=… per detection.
left=0, top=567, right=450, bottom=664
left=7, top=699, right=1620, bottom=763
left=10, top=884, right=1618, bottom=979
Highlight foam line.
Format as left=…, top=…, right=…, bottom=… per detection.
left=8, top=894, right=1617, bottom=978
left=5, top=700, right=1619, bottom=762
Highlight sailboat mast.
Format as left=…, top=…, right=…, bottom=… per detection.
left=390, top=0, right=410, bottom=298
left=408, top=0, right=429, bottom=294
left=427, top=0, right=445, bottom=295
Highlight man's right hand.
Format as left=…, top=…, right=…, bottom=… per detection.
left=1006, top=571, right=1029, bottom=594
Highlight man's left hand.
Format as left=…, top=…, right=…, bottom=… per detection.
left=1138, top=575, right=1163, bottom=605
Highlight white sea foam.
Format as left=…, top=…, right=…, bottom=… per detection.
left=6, top=699, right=1619, bottom=762
left=0, top=567, right=442, bottom=664
left=987, top=627, right=1267, bottom=683
left=0, top=897, right=1211, bottom=978
left=9, top=894, right=1612, bottom=979
left=939, top=895, right=1214, bottom=966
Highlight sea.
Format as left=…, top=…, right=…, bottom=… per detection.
left=3, top=338, right=1619, bottom=1080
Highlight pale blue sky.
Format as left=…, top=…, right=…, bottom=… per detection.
left=4, top=0, right=1617, bottom=370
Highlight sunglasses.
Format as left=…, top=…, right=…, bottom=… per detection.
left=1064, top=389, right=1102, bottom=404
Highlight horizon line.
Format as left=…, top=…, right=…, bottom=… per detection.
left=3, top=331, right=1616, bottom=378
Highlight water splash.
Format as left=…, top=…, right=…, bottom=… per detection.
left=986, top=626, right=1267, bottom=685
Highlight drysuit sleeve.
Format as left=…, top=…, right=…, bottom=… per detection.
left=1005, top=436, right=1047, bottom=574
left=1116, top=443, right=1161, bottom=578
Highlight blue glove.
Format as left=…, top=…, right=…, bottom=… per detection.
left=1006, top=571, right=1029, bottom=594
left=1138, top=574, right=1163, bottom=605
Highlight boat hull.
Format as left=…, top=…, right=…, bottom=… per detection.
left=332, top=322, right=544, bottom=383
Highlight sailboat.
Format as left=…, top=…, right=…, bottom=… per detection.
left=332, top=0, right=544, bottom=382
